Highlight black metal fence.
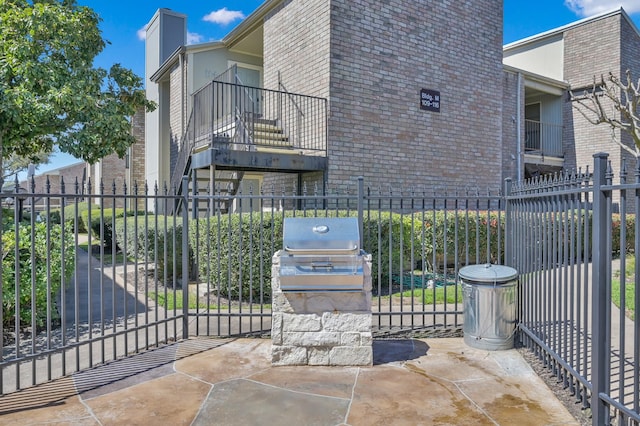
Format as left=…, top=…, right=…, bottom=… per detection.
left=508, top=153, right=639, bottom=425
left=1, top=154, right=639, bottom=426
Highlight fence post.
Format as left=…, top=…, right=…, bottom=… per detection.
left=182, top=176, right=190, bottom=340
left=357, top=176, right=364, bottom=249
left=504, top=178, right=513, bottom=267
left=591, top=152, right=610, bottom=425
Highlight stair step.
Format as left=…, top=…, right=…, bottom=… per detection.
left=252, top=123, right=283, bottom=133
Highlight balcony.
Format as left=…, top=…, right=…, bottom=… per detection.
left=171, top=78, right=328, bottom=193
left=524, top=119, right=563, bottom=158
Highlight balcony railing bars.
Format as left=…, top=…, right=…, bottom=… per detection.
left=525, top=119, right=563, bottom=157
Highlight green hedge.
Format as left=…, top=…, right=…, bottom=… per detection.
left=2, top=223, right=75, bottom=329
left=190, top=211, right=287, bottom=301
left=188, top=210, right=503, bottom=301
left=114, top=209, right=638, bottom=303
left=45, top=202, right=90, bottom=233
left=81, top=208, right=140, bottom=249
left=114, top=215, right=187, bottom=285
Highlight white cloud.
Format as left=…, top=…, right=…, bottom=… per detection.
left=137, top=25, right=147, bottom=41
left=565, top=0, right=640, bottom=16
left=202, top=7, right=245, bottom=25
left=187, top=32, right=204, bottom=45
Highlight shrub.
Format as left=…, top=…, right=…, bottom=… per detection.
left=81, top=208, right=137, bottom=249
left=114, top=214, right=187, bottom=286
left=362, top=211, right=419, bottom=281
left=188, top=210, right=499, bottom=301
left=189, top=211, right=356, bottom=301
left=45, top=202, right=89, bottom=233
left=2, top=223, right=75, bottom=330
left=420, top=210, right=504, bottom=270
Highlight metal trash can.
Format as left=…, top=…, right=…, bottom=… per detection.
left=460, top=264, right=518, bottom=350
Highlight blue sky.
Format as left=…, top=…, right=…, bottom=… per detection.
left=38, top=0, right=640, bottom=175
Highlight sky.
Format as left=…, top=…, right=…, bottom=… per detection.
left=34, top=0, right=640, bottom=177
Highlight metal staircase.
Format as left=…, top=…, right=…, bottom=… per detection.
left=168, top=64, right=327, bottom=215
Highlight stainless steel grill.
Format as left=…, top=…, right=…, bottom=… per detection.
left=279, top=217, right=364, bottom=291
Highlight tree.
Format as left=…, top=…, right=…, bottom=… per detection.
left=0, top=0, right=155, bottom=186
left=571, top=70, right=640, bottom=157
left=2, top=152, right=50, bottom=183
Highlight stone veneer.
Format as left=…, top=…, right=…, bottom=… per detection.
left=271, top=252, right=373, bottom=366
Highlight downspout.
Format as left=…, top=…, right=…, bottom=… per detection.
left=180, top=51, right=185, bottom=137
left=516, top=72, right=523, bottom=183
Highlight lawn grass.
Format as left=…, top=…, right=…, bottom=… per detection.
left=612, top=256, right=636, bottom=320
left=150, top=290, right=271, bottom=311
left=151, top=291, right=207, bottom=310
left=376, top=285, right=462, bottom=304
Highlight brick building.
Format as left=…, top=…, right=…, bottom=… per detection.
left=29, top=5, right=636, bottom=211
left=503, top=8, right=640, bottom=182
left=143, top=1, right=504, bottom=212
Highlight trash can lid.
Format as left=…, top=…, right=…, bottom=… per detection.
left=459, top=264, right=518, bottom=283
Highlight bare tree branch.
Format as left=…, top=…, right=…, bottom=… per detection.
left=570, top=70, right=640, bottom=157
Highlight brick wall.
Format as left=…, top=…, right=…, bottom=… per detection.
left=169, top=61, right=184, bottom=185
left=129, top=106, right=147, bottom=210
left=564, top=14, right=623, bottom=176
left=20, top=162, right=87, bottom=211
left=502, top=70, right=522, bottom=183
left=22, top=162, right=87, bottom=195
left=263, top=0, right=331, bottom=98
left=261, top=0, right=330, bottom=192
left=130, top=107, right=146, bottom=187
left=619, top=16, right=640, bottom=176
left=264, top=0, right=504, bottom=191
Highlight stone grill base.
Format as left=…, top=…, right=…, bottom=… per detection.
left=271, top=253, right=373, bottom=366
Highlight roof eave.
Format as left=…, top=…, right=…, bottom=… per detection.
left=503, top=64, right=571, bottom=90
left=222, top=0, right=280, bottom=46
left=150, top=46, right=185, bottom=83
left=503, top=7, right=638, bottom=51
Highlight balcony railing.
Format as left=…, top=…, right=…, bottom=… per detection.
left=170, top=76, right=328, bottom=193
left=524, top=119, right=563, bottom=157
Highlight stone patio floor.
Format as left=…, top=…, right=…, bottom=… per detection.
left=0, top=337, right=579, bottom=425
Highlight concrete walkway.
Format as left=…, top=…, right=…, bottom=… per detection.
left=0, top=337, right=578, bottom=425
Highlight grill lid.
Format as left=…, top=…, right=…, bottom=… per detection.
left=283, top=217, right=359, bottom=254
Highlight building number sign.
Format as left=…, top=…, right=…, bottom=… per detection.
left=420, top=88, right=440, bottom=112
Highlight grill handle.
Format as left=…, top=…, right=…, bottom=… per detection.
left=284, top=245, right=358, bottom=254
left=311, top=262, right=334, bottom=270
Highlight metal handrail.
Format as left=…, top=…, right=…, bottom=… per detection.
left=170, top=110, right=195, bottom=196
left=278, top=71, right=305, bottom=118
left=168, top=71, right=328, bottom=198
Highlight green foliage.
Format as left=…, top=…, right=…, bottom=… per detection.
left=420, top=210, right=503, bottom=269
left=611, top=213, right=636, bottom=256
left=395, top=285, right=463, bottom=304
left=2, top=223, right=75, bottom=329
left=612, top=256, right=636, bottom=320
left=189, top=210, right=503, bottom=302
left=190, top=210, right=353, bottom=301
left=81, top=207, right=133, bottom=249
left=150, top=291, right=207, bottom=310
left=114, top=215, right=186, bottom=285
left=189, top=211, right=287, bottom=301
left=44, top=202, right=89, bottom=233
left=363, top=210, right=503, bottom=282
left=0, top=0, right=155, bottom=176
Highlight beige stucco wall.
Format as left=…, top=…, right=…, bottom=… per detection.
left=504, top=35, right=565, bottom=82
